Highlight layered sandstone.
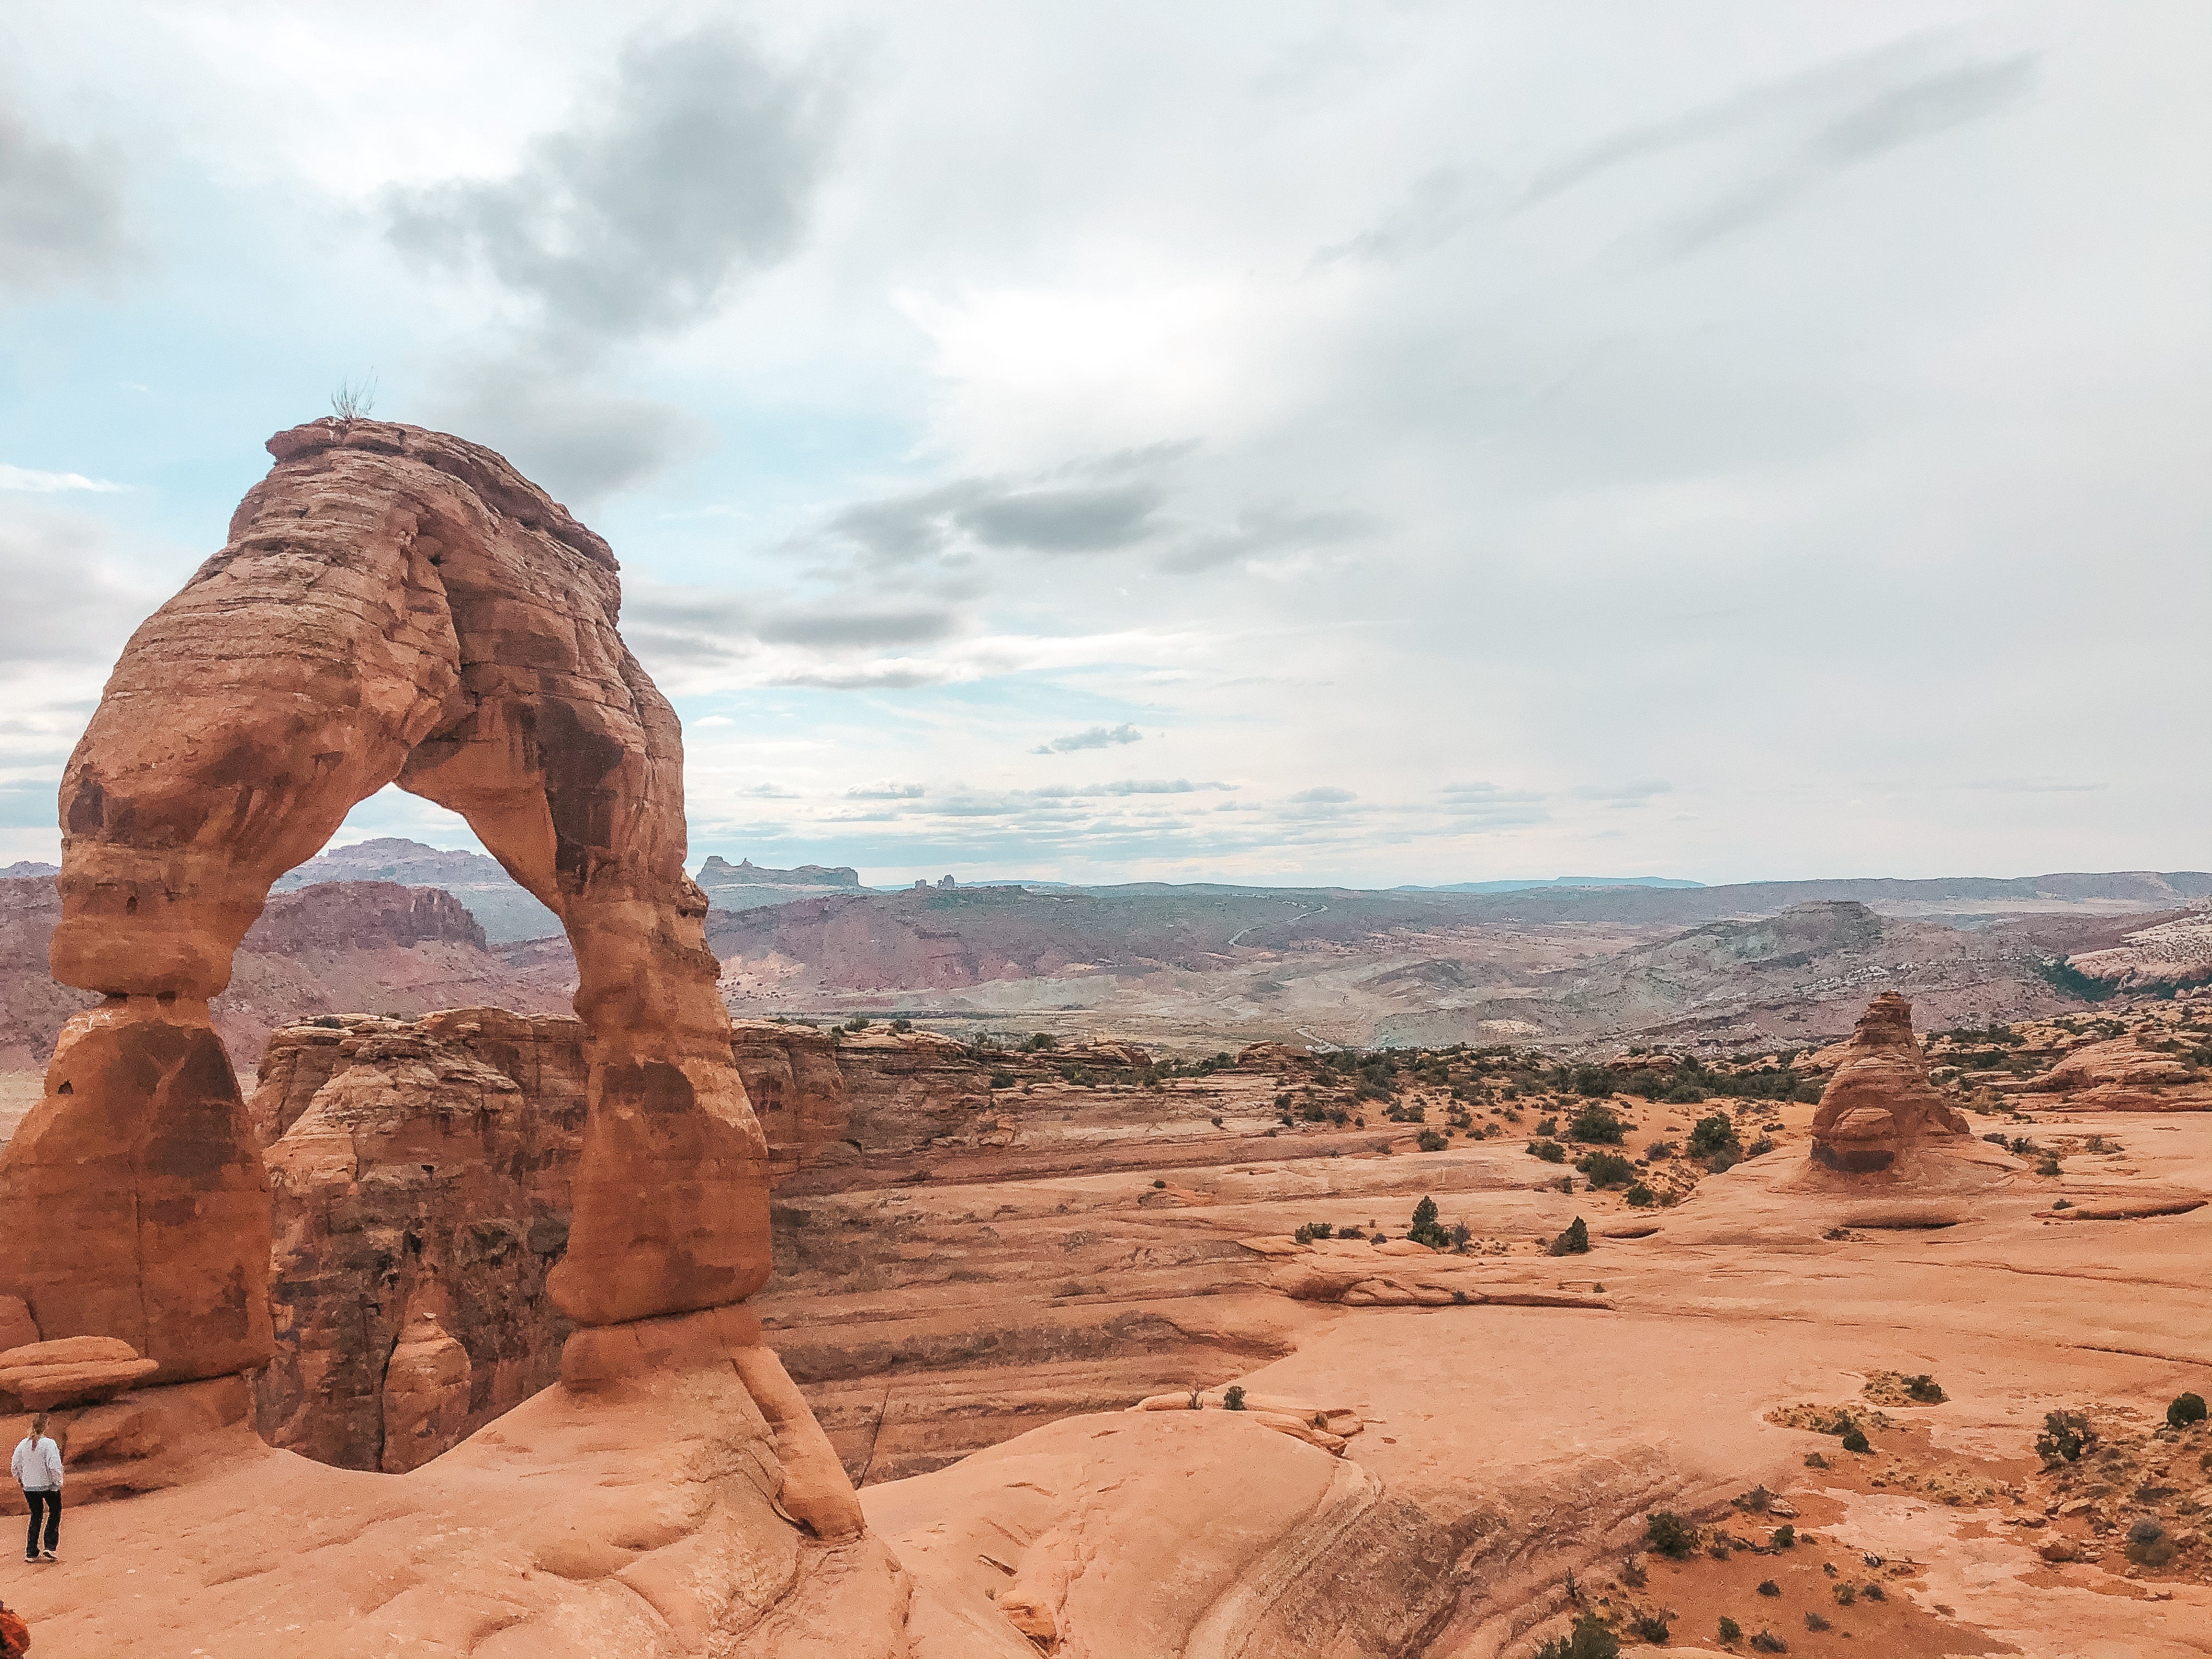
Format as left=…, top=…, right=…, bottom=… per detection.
left=1808, top=992, right=1972, bottom=1171
left=0, top=416, right=771, bottom=1357
left=252, top=1009, right=586, bottom=1471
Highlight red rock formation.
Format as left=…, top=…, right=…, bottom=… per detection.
left=731, top=1018, right=854, bottom=1182
left=1808, top=992, right=1972, bottom=1172
left=0, top=874, right=573, bottom=1070
left=252, top=1009, right=584, bottom=1472
left=0, top=419, right=769, bottom=1370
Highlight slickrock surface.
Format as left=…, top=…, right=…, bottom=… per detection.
left=1808, top=992, right=1973, bottom=1172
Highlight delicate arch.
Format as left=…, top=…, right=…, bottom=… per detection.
left=0, top=419, right=767, bottom=1378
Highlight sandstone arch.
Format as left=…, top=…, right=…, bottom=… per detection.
left=0, top=418, right=770, bottom=1380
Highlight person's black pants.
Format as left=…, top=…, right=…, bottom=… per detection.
left=24, top=1490, right=58, bottom=1557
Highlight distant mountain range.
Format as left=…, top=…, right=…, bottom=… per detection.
left=1394, top=876, right=1706, bottom=893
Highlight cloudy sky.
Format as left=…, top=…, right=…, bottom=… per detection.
left=2, top=2, right=2205, bottom=887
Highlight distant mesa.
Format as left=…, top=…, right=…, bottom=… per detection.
left=697, top=856, right=860, bottom=889
left=0, top=862, right=59, bottom=881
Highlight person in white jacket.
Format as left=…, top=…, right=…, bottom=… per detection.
left=10, top=1414, right=61, bottom=1564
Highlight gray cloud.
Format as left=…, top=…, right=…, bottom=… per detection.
left=0, top=510, right=151, bottom=673
left=957, top=483, right=1163, bottom=552
left=1026, top=778, right=1234, bottom=798
left=0, top=105, right=129, bottom=295
left=621, top=581, right=962, bottom=668
left=1290, top=786, right=1356, bottom=804
left=754, top=606, right=960, bottom=648
left=387, top=26, right=838, bottom=343
left=1156, top=505, right=1378, bottom=575
left=847, top=782, right=926, bottom=799
left=1031, top=723, right=1143, bottom=754
left=427, top=356, right=713, bottom=505
left=1573, top=780, right=1672, bottom=803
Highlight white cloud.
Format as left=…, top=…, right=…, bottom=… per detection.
left=0, top=465, right=128, bottom=494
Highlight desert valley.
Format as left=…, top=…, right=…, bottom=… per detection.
left=2, top=11, right=2207, bottom=1656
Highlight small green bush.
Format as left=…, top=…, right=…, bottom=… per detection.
left=1293, top=1221, right=1334, bottom=1243
left=1804, top=1610, right=1830, bottom=1632
left=1577, top=1150, right=1637, bottom=1188
left=1222, top=1385, right=1246, bottom=1411
left=1833, top=1582, right=1855, bottom=1606
left=890, top=1017, right=912, bottom=1032
left=1532, top=1612, right=1620, bottom=1659
left=1408, top=1195, right=1450, bottom=1247
left=1530, top=1139, right=1567, bottom=1164
left=1688, top=1113, right=1741, bottom=1158
left=1569, top=1102, right=1628, bottom=1144
left=1750, top=1633, right=1788, bottom=1654
left=2126, top=1520, right=2174, bottom=1567
left=1840, top=1427, right=1871, bottom=1454
left=1417, top=1128, right=1448, bottom=1152
left=1718, top=1615, right=1742, bottom=1643
left=2168, top=1392, right=2208, bottom=1429
left=2037, top=1410, right=2094, bottom=1464
left=1905, top=1374, right=1947, bottom=1404
left=1756, top=1579, right=1780, bottom=1596
left=1025, top=1031, right=1058, bottom=1050
left=1625, top=1183, right=1657, bottom=1207
left=1630, top=1614, right=1669, bottom=1644
left=1646, top=1510, right=1697, bottom=1559
left=989, top=1071, right=1015, bottom=1088
left=1770, top=1525, right=1795, bottom=1550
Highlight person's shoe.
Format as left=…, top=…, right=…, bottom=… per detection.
left=21, top=1555, right=33, bottom=1563
left=37, top=1551, right=57, bottom=1562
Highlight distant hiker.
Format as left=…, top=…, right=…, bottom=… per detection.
left=10, top=1415, right=61, bottom=1564
left=0, top=1595, right=27, bottom=1656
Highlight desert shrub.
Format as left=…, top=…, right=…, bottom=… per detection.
left=1571, top=1065, right=1621, bottom=1098
left=1840, top=1427, right=1870, bottom=1454
left=2126, top=1520, right=2174, bottom=1567
left=890, top=1017, right=912, bottom=1032
left=1804, top=1611, right=1830, bottom=1632
left=1770, top=1525, right=1795, bottom=1550
left=843, top=1016, right=872, bottom=1032
left=1534, top=1115, right=1559, bottom=1136
left=2038, top=958, right=2117, bottom=1002
left=1904, top=1374, right=1947, bottom=1403
left=2037, top=1410, right=2094, bottom=1464
left=1530, top=1139, right=1567, bottom=1164
left=1569, top=1102, right=1628, bottom=1144
left=1222, top=1386, right=1246, bottom=1411
left=1293, top=1221, right=1334, bottom=1243
left=1981, top=1132, right=2009, bottom=1146
left=1625, top=1183, right=1657, bottom=1207
left=1756, top=1579, right=1780, bottom=1596
left=1832, top=1583, right=1855, bottom=1606
left=1557, top=1175, right=1575, bottom=1194
left=1663, top=1082, right=1707, bottom=1104
left=1451, top=1221, right=1472, bottom=1248
left=1577, top=1150, right=1636, bottom=1188
left=1750, top=1633, right=1788, bottom=1654
left=1408, top=1197, right=1450, bottom=1247
left=1746, top=1136, right=1776, bottom=1158
left=1861, top=1583, right=1883, bottom=1601
left=1630, top=1614, right=1669, bottom=1644
left=1550, top=1217, right=1592, bottom=1257
left=2168, top=1392, right=2208, bottom=1429
left=1646, top=1510, right=1697, bottom=1559
left=1532, top=1612, right=1620, bottom=1659
left=1645, top=1139, right=1675, bottom=1160
left=1418, top=1129, right=1448, bottom=1152
left=1620, top=1556, right=1647, bottom=1588
left=1718, top=1615, right=1742, bottom=1642
left=989, top=1071, right=1016, bottom=1089
left=1689, top=1114, right=1741, bottom=1159
left=1025, top=1031, right=1058, bottom=1050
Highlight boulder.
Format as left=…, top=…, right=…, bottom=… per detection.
left=0, top=1335, right=160, bottom=1409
